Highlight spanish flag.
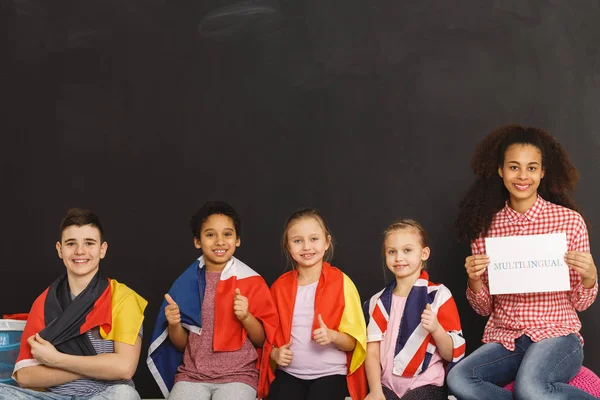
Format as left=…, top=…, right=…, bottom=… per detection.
left=261, top=262, right=368, bottom=399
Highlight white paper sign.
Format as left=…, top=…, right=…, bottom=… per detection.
left=485, top=233, right=569, bottom=295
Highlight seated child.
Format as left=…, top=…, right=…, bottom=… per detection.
left=0, top=208, right=147, bottom=400
left=262, top=208, right=367, bottom=400
left=147, top=201, right=278, bottom=400
left=364, top=220, right=465, bottom=400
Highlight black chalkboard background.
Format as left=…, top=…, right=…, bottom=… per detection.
left=1, top=0, right=599, bottom=397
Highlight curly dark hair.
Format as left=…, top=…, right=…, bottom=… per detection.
left=190, top=201, right=241, bottom=239
left=456, top=124, right=579, bottom=242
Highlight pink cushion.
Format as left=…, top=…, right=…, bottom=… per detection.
left=504, top=366, right=600, bottom=397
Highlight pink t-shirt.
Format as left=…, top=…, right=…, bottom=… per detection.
left=280, top=281, right=347, bottom=380
left=379, top=295, right=444, bottom=397
left=174, top=271, right=258, bottom=389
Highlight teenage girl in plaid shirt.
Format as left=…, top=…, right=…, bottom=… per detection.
left=447, top=125, right=598, bottom=400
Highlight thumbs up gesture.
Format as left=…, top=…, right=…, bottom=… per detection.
left=271, top=340, right=294, bottom=367
left=233, top=288, right=249, bottom=321
left=420, top=303, right=440, bottom=333
left=164, top=294, right=181, bottom=326
left=313, top=314, right=334, bottom=346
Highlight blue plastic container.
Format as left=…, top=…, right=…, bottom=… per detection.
left=0, top=320, right=26, bottom=386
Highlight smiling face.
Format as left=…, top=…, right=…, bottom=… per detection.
left=56, top=224, right=107, bottom=280
left=499, top=143, right=545, bottom=213
left=384, top=229, right=430, bottom=283
left=194, top=213, right=240, bottom=271
left=286, top=217, right=331, bottom=271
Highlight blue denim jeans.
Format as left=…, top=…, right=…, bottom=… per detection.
left=0, top=384, right=140, bottom=400
left=446, top=334, right=595, bottom=400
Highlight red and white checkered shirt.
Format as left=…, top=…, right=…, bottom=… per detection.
left=466, top=195, right=598, bottom=351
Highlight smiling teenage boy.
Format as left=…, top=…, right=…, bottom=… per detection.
left=0, top=208, right=147, bottom=400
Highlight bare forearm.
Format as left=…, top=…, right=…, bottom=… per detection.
left=16, top=365, right=83, bottom=388
left=331, top=331, right=356, bottom=352
left=365, top=343, right=383, bottom=395
left=53, top=352, right=137, bottom=380
left=168, top=323, right=189, bottom=351
left=582, top=275, right=597, bottom=289
left=366, top=356, right=383, bottom=393
left=241, top=314, right=265, bottom=347
left=431, top=328, right=454, bottom=362
left=467, top=278, right=483, bottom=293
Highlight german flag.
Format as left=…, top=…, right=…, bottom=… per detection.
left=13, top=271, right=146, bottom=378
